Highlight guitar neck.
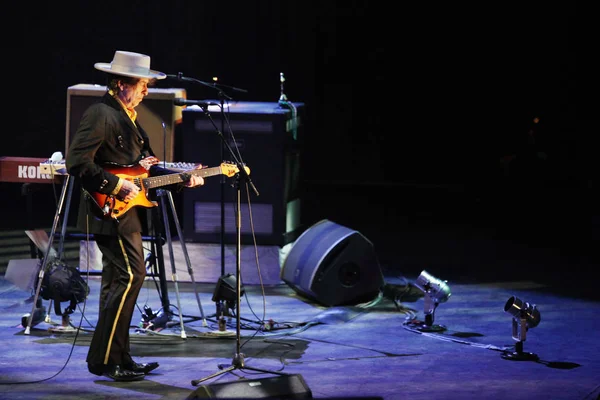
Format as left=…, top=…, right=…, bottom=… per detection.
left=144, top=166, right=223, bottom=189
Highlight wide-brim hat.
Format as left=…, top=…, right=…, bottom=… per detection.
left=94, top=50, right=166, bottom=80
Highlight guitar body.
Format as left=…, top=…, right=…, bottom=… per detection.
left=90, top=160, right=247, bottom=220
left=92, top=164, right=156, bottom=219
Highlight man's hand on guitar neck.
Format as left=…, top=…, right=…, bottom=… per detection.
left=183, top=164, right=205, bottom=188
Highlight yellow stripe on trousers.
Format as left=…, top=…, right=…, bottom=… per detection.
left=104, top=236, right=133, bottom=365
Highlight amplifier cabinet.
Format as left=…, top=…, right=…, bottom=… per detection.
left=181, top=101, right=304, bottom=246
left=65, top=83, right=186, bottom=162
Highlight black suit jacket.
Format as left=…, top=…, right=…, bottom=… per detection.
left=66, top=92, right=173, bottom=235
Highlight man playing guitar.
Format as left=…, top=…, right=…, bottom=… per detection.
left=65, top=51, right=204, bottom=382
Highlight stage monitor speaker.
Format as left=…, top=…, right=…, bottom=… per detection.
left=65, top=83, right=186, bottom=162
left=280, top=219, right=384, bottom=307
left=186, top=374, right=312, bottom=399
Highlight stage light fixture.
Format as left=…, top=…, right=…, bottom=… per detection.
left=410, top=270, right=451, bottom=332
left=502, top=295, right=541, bottom=361
left=212, top=273, right=245, bottom=318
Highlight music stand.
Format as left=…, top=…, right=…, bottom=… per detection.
left=190, top=105, right=288, bottom=386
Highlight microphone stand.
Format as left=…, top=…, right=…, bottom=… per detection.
left=168, top=72, right=248, bottom=276
left=218, top=91, right=228, bottom=277
left=190, top=106, right=287, bottom=387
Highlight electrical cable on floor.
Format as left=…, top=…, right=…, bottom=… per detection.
left=286, top=333, right=418, bottom=360
left=75, top=300, right=96, bottom=329
left=70, top=282, right=420, bottom=341
left=355, top=290, right=385, bottom=309
left=401, top=319, right=512, bottom=352
left=1, top=283, right=90, bottom=385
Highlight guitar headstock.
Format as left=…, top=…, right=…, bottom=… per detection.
left=220, top=163, right=250, bottom=177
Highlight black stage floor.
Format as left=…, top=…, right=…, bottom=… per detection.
left=0, top=184, right=599, bottom=399
left=0, top=253, right=599, bottom=399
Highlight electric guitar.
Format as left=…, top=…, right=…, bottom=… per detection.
left=91, top=162, right=249, bottom=219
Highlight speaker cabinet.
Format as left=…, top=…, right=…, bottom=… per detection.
left=186, top=374, right=312, bottom=399
left=65, top=83, right=186, bottom=161
left=280, top=220, right=384, bottom=307
left=180, top=101, right=303, bottom=246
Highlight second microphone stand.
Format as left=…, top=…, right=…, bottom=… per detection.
left=218, top=91, right=227, bottom=278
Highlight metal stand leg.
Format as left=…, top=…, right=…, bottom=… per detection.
left=149, top=207, right=171, bottom=316
left=164, top=190, right=207, bottom=326
left=57, top=177, right=75, bottom=257
left=158, top=189, right=187, bottom=338
left=157, top=189, right=207, bottom=338
left=24, top=175, right=72, bottom=335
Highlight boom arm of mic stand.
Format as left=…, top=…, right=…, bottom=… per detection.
left=168, top=72, right=249, bottom=98
left=180, top=76, right=234, bottom=100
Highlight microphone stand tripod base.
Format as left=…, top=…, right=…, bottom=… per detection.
left=48, top=325, right=80, bottom=334
left=48, top=313, right=80, bottom=334
left=192, top=353, right=288, bottom=387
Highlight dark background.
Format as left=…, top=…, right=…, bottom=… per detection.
left=1, top=2, right=594, bottom=278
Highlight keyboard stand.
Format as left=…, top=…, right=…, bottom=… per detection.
left=24, top=174, right=73, bottom=335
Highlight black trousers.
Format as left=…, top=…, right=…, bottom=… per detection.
left=86, top=232, right=146, bottom=367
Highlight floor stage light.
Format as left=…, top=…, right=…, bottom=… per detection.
left=502, top=295, right=541, bottom=361
left=408, top=270, right=451, bottom=332
left=212, top=273, right=245, bottom=319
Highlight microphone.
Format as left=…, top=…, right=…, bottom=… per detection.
left=173, top=98, right=218, bottom=107
left=166, top=72, right=188, bottom=81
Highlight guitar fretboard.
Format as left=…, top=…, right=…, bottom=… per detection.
left=144, top=166, right=224, bottom=189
